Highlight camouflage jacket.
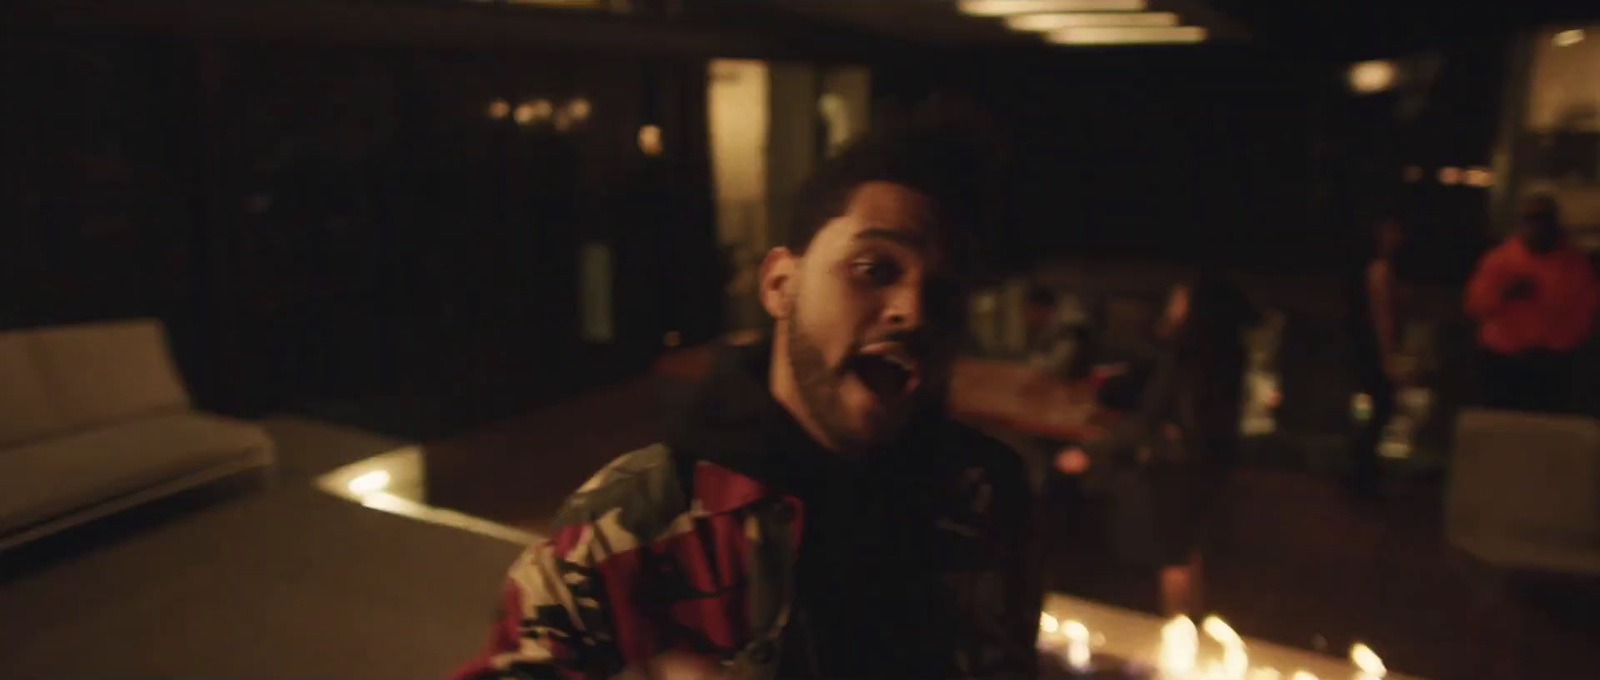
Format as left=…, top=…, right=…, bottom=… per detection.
left=455, top=345, right=1040, bottom=680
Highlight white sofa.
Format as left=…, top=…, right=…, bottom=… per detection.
left=1, top=318, right=275, bottom=550
left=1447, top=408, right=1600, bottom=574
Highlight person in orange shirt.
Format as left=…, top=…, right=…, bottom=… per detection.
left=1464, top=195, right=1600, bottom=412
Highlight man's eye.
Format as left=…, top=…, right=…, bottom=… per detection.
left=851, top=258, right=902, bottom=286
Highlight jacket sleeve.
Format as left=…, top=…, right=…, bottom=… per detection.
left=1006, top=463, right=1046, bottom=680
left=965, top=447, right=1044, bottom=679
left=455, top=446, right=688, bottom=680
left=453, top=524, right=626, bottom=680
left=1464, top=248, right=1510, bottom=321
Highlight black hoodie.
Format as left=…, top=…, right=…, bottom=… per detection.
left=664, top=340, right=1040, bottom=680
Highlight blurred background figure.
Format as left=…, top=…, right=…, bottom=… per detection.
left=1018, top=283, right=1095, bottom=496
left=1023, top=283, right=1093, bottom=381
left=1063, top=272, right=1259, bottom=616
left=1146, top=273, right=1258, bottom=616
left=1346, top=217, right=1410, bottom=498
left=1465, top=195, right=1600, bottom=413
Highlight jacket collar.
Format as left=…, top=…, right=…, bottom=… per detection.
left=666, top=337, right=865, bottom=512
left=668, top=335, right=964, bottom=514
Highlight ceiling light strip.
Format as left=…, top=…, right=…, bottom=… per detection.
left=1006, top=12, right=1179, bottom=31
left=959, top=0, right=1148, bottom=17
left=1048, top=26, right=1207, bottom=44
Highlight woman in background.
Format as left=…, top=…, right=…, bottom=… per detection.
left=1348, top=218, right=1408, bottom=498
left=1059, top=272, right=1258, bottom=616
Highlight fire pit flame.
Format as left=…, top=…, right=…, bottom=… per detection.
left=1037, top=613, right=1092, bottom=673
left=1349, top=643, right=1386, bottom=679
left=1159, top=615, right=1199, bottom=680
left=1201, top=616, right=1249, bottom=680
left=1039, top=610, right=1393, bottom=680
left=1041, top=612, right=1061, bottom=634
left=1063, top=619, right=1093, bottom=672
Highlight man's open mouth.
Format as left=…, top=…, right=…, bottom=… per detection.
left=846, top=344, right=922, bottom=401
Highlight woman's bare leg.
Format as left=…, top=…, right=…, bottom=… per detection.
left=1160, top=552, right=1204, bottom=617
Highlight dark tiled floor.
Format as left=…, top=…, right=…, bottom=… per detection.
left=421, top=377, right=674, bottom=535
left=402, top=345, right=1597, bottom=680
left=1045, top=472, right=1493, bottom=679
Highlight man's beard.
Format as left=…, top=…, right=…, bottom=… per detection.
left=784, top=289, right=950, bottom=454
left=786, top=310, right=871, bottom=454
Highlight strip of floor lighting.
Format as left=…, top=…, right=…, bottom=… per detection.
left=315, top=446, right=541, bottom=546
left=1048, top=25, right=1207, bottom=45
left=359, top=492, right=541, bottom=545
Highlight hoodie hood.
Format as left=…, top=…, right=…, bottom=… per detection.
left=664, top=337, right=844, bottom=497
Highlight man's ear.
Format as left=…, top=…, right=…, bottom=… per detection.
left=759, top=247, right=798, bottom=320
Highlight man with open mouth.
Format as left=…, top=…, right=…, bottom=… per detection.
left=457, top=108, right=1039, bottom=680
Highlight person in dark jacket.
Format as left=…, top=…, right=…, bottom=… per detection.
left=456, top=115, right=1039, bottom=680
left=1057, top=272, right=1258, bottom=616
left=1347, top=218, right=1408, bottom=498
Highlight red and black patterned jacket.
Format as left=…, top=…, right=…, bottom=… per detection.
left=455, top=342, right=1040, bottom=680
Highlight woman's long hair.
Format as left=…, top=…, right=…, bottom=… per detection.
left=1169, top=272, right=1259, bottom=435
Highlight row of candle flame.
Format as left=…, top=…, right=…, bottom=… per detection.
left=1040, top=613, right=1388, bottom=680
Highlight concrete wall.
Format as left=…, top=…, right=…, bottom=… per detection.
left=764, top=62, right=821, bottom=252
left=708, top=59, right=770, bottom=252
left=820, top=66, right=871, bottom=158
left=1522, top=25, right=1600, bottom=235
left=708, top=60, right=871, bottom=332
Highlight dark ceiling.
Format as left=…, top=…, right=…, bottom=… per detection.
left=1206, top=0, right=1599, bottom=58
left=7, top=0, right=1596, bottom=63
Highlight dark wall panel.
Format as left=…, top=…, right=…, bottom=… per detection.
left=2, top=33, right=717, bottom=417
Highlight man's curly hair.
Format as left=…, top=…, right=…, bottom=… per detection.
left=783, top=95, right=999, bottom=278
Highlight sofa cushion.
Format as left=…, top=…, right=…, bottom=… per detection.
left=1448, top=409, right=1600, bottom=568
left=0, top=412, right=273, bottom=536
left=0, top=334, right=68, bottom=447
left=29, top=319, right=192, bottom=431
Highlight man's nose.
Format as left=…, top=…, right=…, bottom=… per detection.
left=883, top=283, right=923, bottom=330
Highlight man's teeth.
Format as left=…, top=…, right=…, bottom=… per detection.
left=882, top=354, right=914, bottom=372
